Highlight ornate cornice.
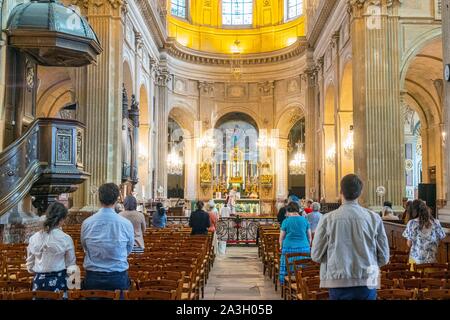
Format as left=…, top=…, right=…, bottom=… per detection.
left=134, top=0, right=167, bottom=48
left=164, top=38, right=308, bottom=66
left=307, top=0, right=339, bottom=47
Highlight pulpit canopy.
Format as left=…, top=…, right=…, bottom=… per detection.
left=5, top=0, right=102, bottom=67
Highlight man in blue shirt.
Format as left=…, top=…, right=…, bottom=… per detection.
left=81, top=183, right=134, bottom=292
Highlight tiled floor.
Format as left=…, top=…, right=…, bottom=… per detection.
left=203, top=246, right=281, bottom=300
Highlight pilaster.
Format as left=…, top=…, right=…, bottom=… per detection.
left=349, top=0, right=404, bottom=208
left=155, top=63, right=171, bottom=199
left=72, top=0, right=124, bottom=210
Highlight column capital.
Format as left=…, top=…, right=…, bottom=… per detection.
left=347, top=0, right=402, bottom=18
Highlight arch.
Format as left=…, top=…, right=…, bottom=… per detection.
left=139, top=84, right=150, bottom=125
left=169, top=105, right=196, bottom=137
left=36, top=67, right=74, bottom=117
left=324, top=85, right=336, bottom=125
left=214, top=112, right=259, bottom=130
left=401, top=34, right=444, bottom=200
left=339, top=62, right=353, bottom=112
left=212, top=107, right=263, bottom=130
left=275, top=103, right=305, bottom=139
left=400, top=27, right=442, bottom=90
left=123, top=60, right=133, bottom=97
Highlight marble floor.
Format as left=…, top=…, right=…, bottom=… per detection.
left=203, top=246, right=281, bottom=300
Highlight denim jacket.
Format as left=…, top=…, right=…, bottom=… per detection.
left=311, top=200, right=390, bottom=288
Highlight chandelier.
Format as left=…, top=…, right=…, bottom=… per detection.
left=326, top=144, right=336, bottom=165
left=343, top=125, right=354, bottom=157
left=167, top=147, right=183, bottom=175
left=230, top=40, right=243, bottom=80
left=289, top=143, right=306, bottom=175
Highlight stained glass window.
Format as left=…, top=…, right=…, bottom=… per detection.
left=171, top=0, right=187, bottom=19
left=222, top=0, right=253, bottom=26
left=286, top=0, right=303, bottom=20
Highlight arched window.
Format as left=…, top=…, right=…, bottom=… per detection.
left=222, top=0, right=253, bottom=26
left=286, top=0, right=303, bottom=20
left=171, top=0, right=187, bottom=19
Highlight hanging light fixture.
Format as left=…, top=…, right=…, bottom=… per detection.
left=167, top=146, right=183, bottom=175
left=326, top=144, right=336, bottom=165
left=167, top=125, right=183, bottom=175
left=289, top=143, right=307, bottom=175
left=343, top=125, right=354, bottom=157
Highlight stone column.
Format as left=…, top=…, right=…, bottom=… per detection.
left=183, top=135, right=198, bottom=201
left=275, top=137, right=288, bottom=200
left=75, top=0, right=124, bottom=211
left=303, top=51, right=318, bottom=200
left=349, top=0, right=404, bottom=209
left=439, top=0, right=450, bottom=222
left=154, top=63, right=171, bottom=199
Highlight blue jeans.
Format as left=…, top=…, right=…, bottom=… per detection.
left=82, top=270, right=130, bottom=292
left=329, top=286, right=377, bottom=300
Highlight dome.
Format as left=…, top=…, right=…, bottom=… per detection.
left=168, top=0, right=306, bottom=54
left=6, top=0, right=102, bottom=67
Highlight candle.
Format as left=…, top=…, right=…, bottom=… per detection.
left=124, top=184, right=128, bottom=198
left=142, top=185, right=146, bottom=199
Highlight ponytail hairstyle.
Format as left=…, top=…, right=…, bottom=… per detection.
left=156, top=202, right=165, bottom=216
left=43, top=202, right=68, bottom=233
left=414, top=199, right=434, bottom=230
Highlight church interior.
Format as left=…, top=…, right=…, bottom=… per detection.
left=0, top=0, right=449, bottom=301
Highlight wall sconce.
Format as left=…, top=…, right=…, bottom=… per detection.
left=326, top=144, right=336, bottom=165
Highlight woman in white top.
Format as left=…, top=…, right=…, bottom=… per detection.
left=26, top=202, right=76, bottom=294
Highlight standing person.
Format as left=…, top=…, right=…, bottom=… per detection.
left=278, top=202, right=312, bottom=286
left=26, top=202, right=76, bottom=295
left=304, top=199, right=313, bottom=214
left=81, top=183, right=134, bottom=292
left=229, top=187, right=238, bottom=214
left=189, top=201, right=211, bottom=235
left=277, top=199, right=289, bottom=224
left=403, top=199, right=446, bottom=265
left=311, top=174, right=390, bottom=300
left=152, top=202, right=167, bottom=229
left=220, top=203, right=231, bottom=219
left=207, top=200, right=219, bottom=254
left=218, top=203, right=231, bottom=255
left=306, top=202, right=322, bottom=236
left=120, top=195, right=146, bottom=253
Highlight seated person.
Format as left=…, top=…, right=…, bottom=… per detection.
left=382, top=207, right=399, bottom=221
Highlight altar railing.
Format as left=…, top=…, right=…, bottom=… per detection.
left=166, top=216, right=278, bottom=245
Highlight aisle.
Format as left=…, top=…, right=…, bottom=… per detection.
left=203, top=247, right=281, bottom=300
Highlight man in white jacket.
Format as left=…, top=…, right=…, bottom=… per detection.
left=311, top=174, right=390, bottom=300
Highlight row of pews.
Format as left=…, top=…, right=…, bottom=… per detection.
left=258, top=224, right=450, bottom=300
left=0, top=225, right=214, bottom=300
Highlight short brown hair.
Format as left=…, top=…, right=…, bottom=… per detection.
left=340, top=174, right=363, bottom=201
left=98, top=183, right=120, bottom=206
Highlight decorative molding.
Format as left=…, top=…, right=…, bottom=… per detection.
left=165, top=38, right=308, bottom=66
